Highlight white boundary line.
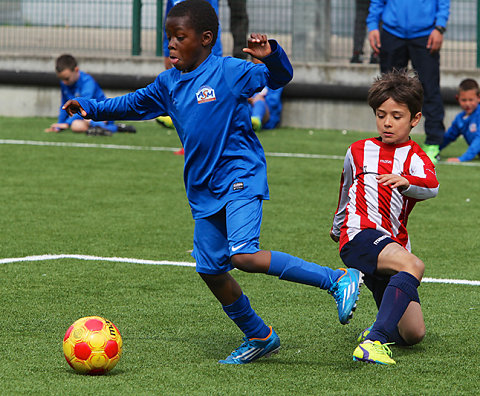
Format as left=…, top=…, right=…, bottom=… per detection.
left=1, top=254, right=479, bottom=286
left=2, top=139, right=480, bottom=166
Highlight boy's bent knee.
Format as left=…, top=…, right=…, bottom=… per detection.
left=401, top=324, right=426, bottom=346
left=378, top=244, right=425, bottom=280
left=231, top=253, right=256, bottom=272
left=231, top=250, right=271, bottom=273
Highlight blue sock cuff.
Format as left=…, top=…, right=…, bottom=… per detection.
left=389, top=271, right=420, bottom=303
left=268, top=251, right=288, bottom=276
left=222, top=293, right=249, bottom=319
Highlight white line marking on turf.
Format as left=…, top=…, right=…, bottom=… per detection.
left=1, top=139, right=479, bottom=166
left=0, top=254, right=195, bottom=267
left=0, top=139, right=178, bottom=152
left=1, top=254, right=480, bottom=286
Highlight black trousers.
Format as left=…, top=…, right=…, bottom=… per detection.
left=227, top=0, right=249, bottom=59
left=380, top=29, right=445, bottom=145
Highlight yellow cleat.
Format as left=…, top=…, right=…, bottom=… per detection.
left=251, top=116, right=262, bottom=132
left=357, top=324, right=373, bottom=343
left=353, top=340, right=396, bottom=365
left=155, top=116, right=175, bottom=129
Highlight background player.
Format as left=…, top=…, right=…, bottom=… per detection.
left=63, top=0, right=361, bottom=365
left=45, top=54, right=136, bottom=136
left=367, top=0, right=450, bottom=164
left=330, top=70, right=439, bottom=365
left=439, top=78, right=480, bottom=162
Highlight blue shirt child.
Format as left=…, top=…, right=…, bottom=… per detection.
left=440, top=105, right=480, bottom=161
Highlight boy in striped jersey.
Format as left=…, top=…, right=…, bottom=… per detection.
left=330, top=70, right=439, bottom=365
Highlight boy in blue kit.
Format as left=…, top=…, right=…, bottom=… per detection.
left=45, top=54, right=136, bottom=136
left=439, top=78, right=480, bottom=162
left=63, top=0, right=361, bottom=365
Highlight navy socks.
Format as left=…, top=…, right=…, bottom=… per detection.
left=367, top=271, right=420, bottom=344
left=268, top=251, right=343, bottom=290
left=222, top=293, right=270, bottom=339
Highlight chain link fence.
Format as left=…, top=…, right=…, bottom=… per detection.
left=0, top=0, right=478, bottom=68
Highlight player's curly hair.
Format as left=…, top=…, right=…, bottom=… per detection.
left=368, top=69, right=424, bottom=119
left=167, top=0, right=218, bottom=46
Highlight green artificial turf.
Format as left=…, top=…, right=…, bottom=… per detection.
left=0, top=117, right=478, bottom=395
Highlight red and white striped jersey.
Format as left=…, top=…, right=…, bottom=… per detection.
left=331, top=137, right=439, bottom=252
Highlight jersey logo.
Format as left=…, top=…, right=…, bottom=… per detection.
left=469, top=123, right=477, bottom=133
left=233, top=182, right=244, bottom=191
left=196, top=86, right=216, bottom=104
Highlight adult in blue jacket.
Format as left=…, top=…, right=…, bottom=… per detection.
left=367, top=0, right=450, bottom=164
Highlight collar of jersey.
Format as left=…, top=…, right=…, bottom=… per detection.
left=175, top=53, right=215, bottom=81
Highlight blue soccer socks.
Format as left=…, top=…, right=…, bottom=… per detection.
left=268, top=251, right=344, bottom=290
left=219, top=326, right=281, bottom=364
left=222, top=293, right=270, bottom=340
left=367, top=271, right=420, bottom=344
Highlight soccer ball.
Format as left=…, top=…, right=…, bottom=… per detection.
left=63, top=316, right=123, bottom=374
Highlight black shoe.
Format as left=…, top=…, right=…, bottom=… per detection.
left=86, top=126, right=112, bottom=136
left=350, top=54, right=362, bottom=64
left=369, top=53, right=380, bottom=64
left=117, top=123, right=136, bottom=133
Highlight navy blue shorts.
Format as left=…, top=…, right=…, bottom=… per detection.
left=340, top=229, right=399, bottom=308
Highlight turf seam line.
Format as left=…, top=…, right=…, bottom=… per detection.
left=2, top=254, right=480, bottom=285
left=1, top=139, right=479, bottom=166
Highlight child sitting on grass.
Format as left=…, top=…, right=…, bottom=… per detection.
left=45, top=54, right=136, bottom=136
left=439, top=78, right=480, bottom=162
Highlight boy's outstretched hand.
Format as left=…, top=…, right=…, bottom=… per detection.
left=243, top=33, right=271, bottom=59
left=62, top=99, right=87, bottom=117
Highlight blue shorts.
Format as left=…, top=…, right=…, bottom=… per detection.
left=340, top=229, right=399, bottom=308
left=192, top=198, right=263, bottom=275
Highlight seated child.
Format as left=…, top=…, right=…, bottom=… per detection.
left=331, top=70, right=439, bottom=365
left=45, top=54, right=136, bottom=136
left=439, top=78, right=480, bottom=162
left=248, top=57, right=284, bottom=131
left=249, top=86, right=284, bottom=131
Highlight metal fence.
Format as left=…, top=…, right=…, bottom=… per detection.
left=0, top=0, right=478, bottom=69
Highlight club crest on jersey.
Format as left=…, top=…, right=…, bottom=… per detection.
left=196, top=85, right=216, bottom=104
left=469, top=123, right=477, bottom=133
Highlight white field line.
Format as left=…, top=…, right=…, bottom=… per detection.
left=1, top=138, right=480, bottom=166
left=1, top=254, right=479, bottom=286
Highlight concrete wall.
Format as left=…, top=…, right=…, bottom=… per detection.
left=1, top=54, right=479, bottom=133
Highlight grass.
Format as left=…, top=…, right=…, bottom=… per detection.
left=0, top=117, right=479, bottom=395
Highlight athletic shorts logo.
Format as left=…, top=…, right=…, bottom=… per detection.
left=373, top=235, right=389, bottom=245
left=231, top=242, right=247, bottom=252
left=196, top=86, right=216, bottom=104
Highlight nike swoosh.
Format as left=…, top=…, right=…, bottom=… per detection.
left=231, top=242, right=247, bottom=252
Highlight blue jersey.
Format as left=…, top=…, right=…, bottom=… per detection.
left=58, top=71, right=107, bottom=124
left=367, top=0, right=450, bottom=39
left=163, top=0, right=222, bottom=57
left=440, top=105, right=480, bottom=161
left=76, top=41, right=293, bottom=219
